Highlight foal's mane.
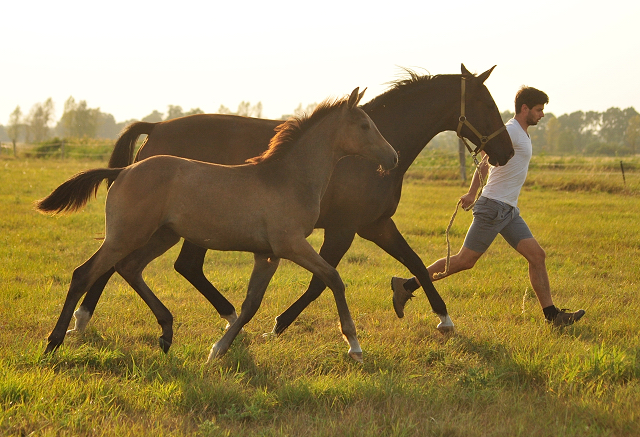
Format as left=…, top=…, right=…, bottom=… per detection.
left=246, top=95, right=350, bottom=164
left=363, top=68, right=461, bottom=112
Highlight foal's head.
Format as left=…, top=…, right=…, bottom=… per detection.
left=247, top=88, right=397, bottom=171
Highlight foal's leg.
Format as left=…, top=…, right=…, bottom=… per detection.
left=280, top=239, right=362, bottom=362
left=46, top=246, right=130, bottom=353
left=173, top=240, right=237, bottom=326
left=208, top=253, right=280, bottom=361
left=115, top=227, right=181, bottom=353
left=68, top=267, right=116, bottom=334
left=357, top=217, right=453, bottom=332
left=272, top=227, right=356, bottom=335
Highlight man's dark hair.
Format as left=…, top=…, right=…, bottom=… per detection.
left=515, top=86, right=549, bottom=113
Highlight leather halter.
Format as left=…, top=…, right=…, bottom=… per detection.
left=456, top=76, right=506, bottom=159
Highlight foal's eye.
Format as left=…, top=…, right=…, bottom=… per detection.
left=360, top=122, right=370, bottom=130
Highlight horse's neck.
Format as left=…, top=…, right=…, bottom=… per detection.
left=365, top=83, right=458, bottom=176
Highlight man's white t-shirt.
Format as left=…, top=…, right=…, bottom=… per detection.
left=481, top=118, right=532, bottom=207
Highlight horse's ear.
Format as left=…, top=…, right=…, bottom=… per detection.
left=357, top=87, right=367, bottom=105
left=348, top=87, right=360, bottom=108
left=477, top=65, right=496, bottom=83
left=461, top=64, right=472, bottom=77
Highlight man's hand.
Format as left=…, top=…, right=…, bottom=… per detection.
left=460, top=192, right=476, bottom=210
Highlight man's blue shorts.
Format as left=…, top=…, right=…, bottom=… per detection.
left=463, top=196, right=533, bottom=253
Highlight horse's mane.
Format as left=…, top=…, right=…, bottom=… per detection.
left=246, top=95, right=350, bottom=164
left=363, top=68, right=461, bottom=112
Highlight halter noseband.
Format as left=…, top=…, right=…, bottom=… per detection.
left=456, top=76, right=506, bottom=159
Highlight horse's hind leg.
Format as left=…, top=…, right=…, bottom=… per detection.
left=115, top=227, right=181, bottom=353
left=208, top=253, right=280, bottom=361
left=68, top=267, right=116, bottom=334
left=357, top=217, right=452, bottom=330
left=272, top=227, right=356, bottom=335
left=174, top=240, right=237, bottom=326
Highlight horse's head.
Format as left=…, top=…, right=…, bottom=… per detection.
left=338, top=87, right=398, bottom=171
left=459, top=64, right=514, bottom=166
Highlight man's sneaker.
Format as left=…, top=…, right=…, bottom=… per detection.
left=391, top=276, right=414, bottom=318
left=551, top=308, right=586, bottom=326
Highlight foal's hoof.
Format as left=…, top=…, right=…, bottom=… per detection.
left=158, top=337, right=172, bottom=353
left=349, top=351, right=364, bottom=363
left=437, top=314, right=455, bottom=334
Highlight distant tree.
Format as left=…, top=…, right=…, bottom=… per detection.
left=7, top=106, right=22, bottom=155
left=625, top=114, right=640, bottom=155
left=96, top=112, right=119, bottom=139
left=141, top=110, right=163, bottom=123
left=500, top=110, right=514, bottom=124
left=293, top=102, right=318, bottom=118
left=217, top=105, right=232, bottom=115
left=217, top=102, right=263, bottom=117
left=58, top=96, right=100, bottom=138
left=543, top=115, right=560, bottom=154
left=185, top=107, right=204, bottom=116
left=26, top=98, right=54, bottom=142
left=165, top=105, right=184, bottom=120
left=600, top=107, right=639, bottom=145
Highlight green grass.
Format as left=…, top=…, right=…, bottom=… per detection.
left=1, top=156, right=639, bottom=436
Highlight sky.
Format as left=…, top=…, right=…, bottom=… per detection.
left=2, top=0, right=639, bottom=126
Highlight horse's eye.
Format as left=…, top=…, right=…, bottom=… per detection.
left=360, top=122, right=370, bottom=130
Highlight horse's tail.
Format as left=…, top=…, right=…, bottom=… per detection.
left=35, top=168, right=124, bottom=215
left=108, top=121, right=157, bottom=169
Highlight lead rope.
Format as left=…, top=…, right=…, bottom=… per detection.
left=431, top=75, right=505, bottom=280
left=432, top=154, right=486, bottom=280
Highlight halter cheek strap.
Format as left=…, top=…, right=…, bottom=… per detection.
left=456, top=76, right=506, bottom=160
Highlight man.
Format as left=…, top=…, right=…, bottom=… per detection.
left=392, top=86, right=585, bottom=327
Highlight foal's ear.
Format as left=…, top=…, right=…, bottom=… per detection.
left=348, top=87, right=361, bottom=108
left=477, top=65, right=496, bottom=83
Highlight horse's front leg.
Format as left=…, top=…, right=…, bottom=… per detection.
left=273, top=227, right=356, bottom=335
left=357, top=217, right=453, bottom=333
left=282, top=239, right=362, bottom=363
left=208, top=253, right=280, bottom=361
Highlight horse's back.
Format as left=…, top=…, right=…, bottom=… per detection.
left=136, top=114, right=281, bottom=164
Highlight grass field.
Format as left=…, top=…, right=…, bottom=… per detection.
left=1, top=155, right=639, bottom=436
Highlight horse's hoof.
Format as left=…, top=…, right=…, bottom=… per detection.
left=272, top=318, right=287, bottom=336
left=158, top=337, right=172, bottom=353
left=349, top=351, right=364, bottom=363
left=262, top=331, right=277, bottom=339
left=207, top=343, right=226, bottom=362
left=437, top=314, right=455, bottom=334
left=44, top=342, right=59, bottom=354
left=391, top=277, right=414, bottom=318
left=66, top=328, right=79, bottom=336
left=222, top=311, right=238, bottom=330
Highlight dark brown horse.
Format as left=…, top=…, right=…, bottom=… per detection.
left=69, top=65, right=513, bottom=348
left=38, top=88, right=398, bottom=361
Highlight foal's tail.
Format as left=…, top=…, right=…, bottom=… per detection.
left=35, top=168, right=124, bottom=214
left=108, top=121, right=157, bottom=169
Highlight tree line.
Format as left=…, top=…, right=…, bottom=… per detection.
left=502, top=107, right=640, bottom=156
left=1, top=96, right=637, bottom=157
